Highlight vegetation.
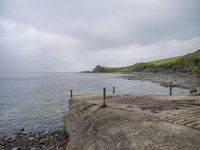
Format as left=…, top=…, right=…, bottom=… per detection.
left=150, top=56, right=181, bottom=65
left=92, top=49, right=200, bottom=74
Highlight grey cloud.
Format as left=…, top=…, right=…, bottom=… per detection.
left=0, top=0, right=200, bottom=72
left=2, top=0, right=200, bottom=45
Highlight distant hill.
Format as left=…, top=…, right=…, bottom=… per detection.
left=92, top=49, right=200, bottom=74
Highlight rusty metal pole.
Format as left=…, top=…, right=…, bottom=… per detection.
left=102, top=87, right=106, bottom=107
left=169, top=82, right=172, bottom=96
left=70, top=89, right=73, bottom=98
left=113, top=86, right=115, bottom=94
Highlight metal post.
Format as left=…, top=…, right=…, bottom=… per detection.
left=102, top=87, right=106, bottom=107
left=113, top=86, right=115, bottom=94
left=169, top=82, right=172, bottom=96
left=70, top=89, right=73, bottom=98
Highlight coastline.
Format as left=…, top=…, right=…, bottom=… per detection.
left=1, top=72, right=199, bottom=149
left=120, top=72, right=200, bottom=95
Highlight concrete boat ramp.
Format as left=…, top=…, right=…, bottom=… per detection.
left=65, top=94, right=200, bottom=150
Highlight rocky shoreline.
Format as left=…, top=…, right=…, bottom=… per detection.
left=0, top=129, right=69, bottom=150
left=120, top=72, right=200, bottom=95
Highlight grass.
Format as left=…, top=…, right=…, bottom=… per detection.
left=150, top=56, right=181, bottom=65
left=92, top=49, right=200, bottom=74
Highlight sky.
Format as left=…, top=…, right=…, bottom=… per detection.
left=0, top=0, right=200, bottom=72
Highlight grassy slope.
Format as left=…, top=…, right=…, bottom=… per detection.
left=150, top=56, right=181, bottom=65
left=93, top=49, right=200, bottom=73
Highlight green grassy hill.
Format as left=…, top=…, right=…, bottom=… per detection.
left=150, top=56, right=181, bottom=65
left=92, top=49, right=200, bottom=74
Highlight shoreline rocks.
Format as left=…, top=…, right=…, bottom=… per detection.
left=0, top=129, right=69, bottom=150
left=120, top=72, right=200, bottom=95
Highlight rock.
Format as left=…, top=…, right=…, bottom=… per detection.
left=39, top=139, right=46, bottom=145
left=42, top=145, right=48, bottom=149
left=0, top=145, right=4, bottom=149
left=5, top=137, right=11, bottom=141
left=47, top=145, right=55, bottom=150
left=160, top=82, right=169, bottom=87
left=36, top=136, right=42, bottom=140
left=30, top=148, right=40, bottom=150
left=189, top=88, right=197, bottom=93
left=20, top=128, right=25, bottom=132
left=28, top=136, right=35, bottom=140
left=15, top=128, right=24, bottom=135
left=190, top=92, right=200, bottom=96
left=22, top=133, right=27, bottom=136
left=12, top=147, right=21, bottom=150
left=11, top=135, right=17, bottom=140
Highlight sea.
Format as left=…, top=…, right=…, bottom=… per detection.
left=0, top=72, right=189, bottom=137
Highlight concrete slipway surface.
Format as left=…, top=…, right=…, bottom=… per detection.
left=64, top=94, right=200, bottom=150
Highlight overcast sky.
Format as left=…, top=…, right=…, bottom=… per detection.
left=0, top=0, right=200, bottom=72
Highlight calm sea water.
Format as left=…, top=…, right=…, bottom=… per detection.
left=0, top=72, right=189, bottom=137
